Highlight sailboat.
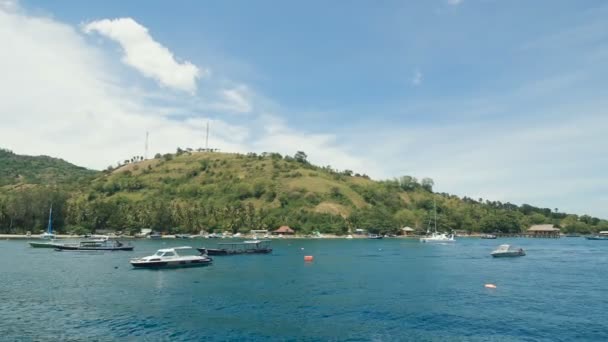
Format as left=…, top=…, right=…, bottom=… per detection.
left=29, top=205, right=61, bottom=248
left=419, top=200, right=455, bottom=243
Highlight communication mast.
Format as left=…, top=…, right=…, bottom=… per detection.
left=205, top=121, right=209, bottom=150
left=145, top=131, right=149, bottom=159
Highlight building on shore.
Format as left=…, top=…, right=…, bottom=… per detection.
left=527, top=224, right=560, bottom=238
left=401, top=227, right=415, bottom=236
left=273, top=226, right=295, bottom=235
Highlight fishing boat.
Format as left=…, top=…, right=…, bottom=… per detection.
left=148, top=232, right=162, bottom=239
left=55, top=239, right=133, bottom=251
left=29, top=205, right=60, bottom=248
left=130, top=247, right=213, bottom=268
left=197, top=240, right=272, bottom=256
left=420, top=200, right=455, bottom=243
left=367, top=233, right=383, bottom=239
left=481, top=234, right=497, bottom=239
left=491, top=244, right=525, bottom=257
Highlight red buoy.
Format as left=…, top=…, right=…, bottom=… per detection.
left=304, top=255, right=314, bottom=262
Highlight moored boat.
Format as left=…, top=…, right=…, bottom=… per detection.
left=586, top=231, right=608, bottom=240
left=481, top=234, right=497, bottom=239
left=130, top=247, right=213, bottom=268
left=367, top=234, right=383, bottom=239
left=29, top=205, right=58, bottom=248
left=55, top=239, right=133, bottom=251
left=491, top=244, right=525, bottom=257
left=197, top=240, right=272, bottom=256
left=419, top=200, right=455, bottom=243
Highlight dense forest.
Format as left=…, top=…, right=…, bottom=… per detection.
left=0, top=148, right=606, bottom=235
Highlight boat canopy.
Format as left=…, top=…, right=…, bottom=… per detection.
left=494, top=244, right=511, bottom=252
left=157, top=246, right=193, bottom=253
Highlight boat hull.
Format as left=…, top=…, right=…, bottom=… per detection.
left=491, top=251, right=525, bottom=257
left=130, top=258, right=212, bottom=268
left=55, top=245, right=134, bottom=251
left=29, top=242, right=62, bottom=248
left=198, top=248, right=272, bottom=256
left=420, top=238, right=455, bottom=243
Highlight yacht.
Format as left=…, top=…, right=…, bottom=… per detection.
left=130, top=247, right=213, bottom=268
left=491, top=244, right=525, bottom=257
left=29, top=205, right=58, bottom=248
left=420, top=200, right=455, bottom=243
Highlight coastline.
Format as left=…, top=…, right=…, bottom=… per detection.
left=0, top=233, right=482, bottom=240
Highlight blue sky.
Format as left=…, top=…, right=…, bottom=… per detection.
left=1, top=0, right=607, bottom=217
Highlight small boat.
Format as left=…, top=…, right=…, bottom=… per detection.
left=586, top=235, right=608, bottom=240
left=419, top=200, right=455, bottom=243
left=148, top=232, right=162, bottom=239
left=29, top=205, right=58, bottom=248
left=55, top=239, right=133, bottom=251
left=491, top=244, right=525, bottom=257
left=346, top=235, right=353, bottom=239
left=367, top=234, right=383, bottom=239
left=130, top=247, right=213, bottom=268
left=565, top=234, right=581, bottom=237
left=198, top=240, right=272, bottom=256
left=175, top=234, right=192, bottom=239
left=481, top=234, right=497, bottom=239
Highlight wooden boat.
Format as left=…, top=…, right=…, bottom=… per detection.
left=481, top=234, right=497, bottom=239
left=197, top=240, right=272, bottom=256
left=130, top=247, right=212, bottom=268
left=491, top=244, right=525, bottom=257
left=55, top=239, right=133, bottom=251
left=367, top=234, right=383, bottom=239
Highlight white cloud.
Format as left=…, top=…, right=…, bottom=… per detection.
left=411, top=69, right=423, bottom=86
left=447, top=0, right=463, bottom=5
left=0, top=4, right=367, bottom=177
left=217, top=85, right=253, bottom=113
left=83, top=17, right=204, bottom=94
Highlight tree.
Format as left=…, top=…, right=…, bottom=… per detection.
left=294, top=151, right=308, bottom=163
left=421, top=178, right=434, bottom=192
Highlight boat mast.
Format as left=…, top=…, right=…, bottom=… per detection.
left=47, top=204, right=53, bottom=234
left=433, top=199, right=437, bottom=233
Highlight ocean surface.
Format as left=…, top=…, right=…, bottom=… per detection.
left=1, top=237, right=607, bottom=341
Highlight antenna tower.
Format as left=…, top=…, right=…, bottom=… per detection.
left=145, top=131, right=149, bottom=159
left=205, top=121, right=209, bottom=150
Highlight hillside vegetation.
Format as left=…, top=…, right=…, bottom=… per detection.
left=0, top=148, right=606, bottom=235
left=0, top=148, right=96, bottom=187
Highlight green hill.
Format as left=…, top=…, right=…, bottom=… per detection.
left=0, top=148, right=97, bottom=187
left=0, top=149, right=606, bottom=235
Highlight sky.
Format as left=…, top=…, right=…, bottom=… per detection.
left=1, top=0, right=607, bottom=217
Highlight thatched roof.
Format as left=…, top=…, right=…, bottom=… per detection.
left=527, top=224, right=560, bottom=232
left=274, top=225, right=295, bottom=234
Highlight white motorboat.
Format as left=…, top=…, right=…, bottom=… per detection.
left=491, top=244, right=525, bottom=257
left=130, top=247, right=213, bottom=268
left=420, top=200, right=455, bottom=243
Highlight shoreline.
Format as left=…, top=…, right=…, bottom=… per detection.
left=1, top=233, right=483, bottom=240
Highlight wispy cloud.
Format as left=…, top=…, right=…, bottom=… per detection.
left=83, top=18, right=204, bottom=94
left=447, top=0, right=463, bottom=6
left=411, top=69, right=423, bottom=86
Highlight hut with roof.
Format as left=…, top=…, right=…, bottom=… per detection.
left=273, top=225, right=295, bottom=235
left=400, top=227, right=415, bottom=236
left=527, top=224, right=560, bottom=238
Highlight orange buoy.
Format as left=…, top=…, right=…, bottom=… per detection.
left=304, top=255, right=314, bottom=262
left=484, top=283, right=497, bottom=289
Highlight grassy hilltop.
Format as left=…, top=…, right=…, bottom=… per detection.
left=0, top=148, right=606, bottom=235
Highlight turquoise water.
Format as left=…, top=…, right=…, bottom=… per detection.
left=1, top=238, right=607, bottom=341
